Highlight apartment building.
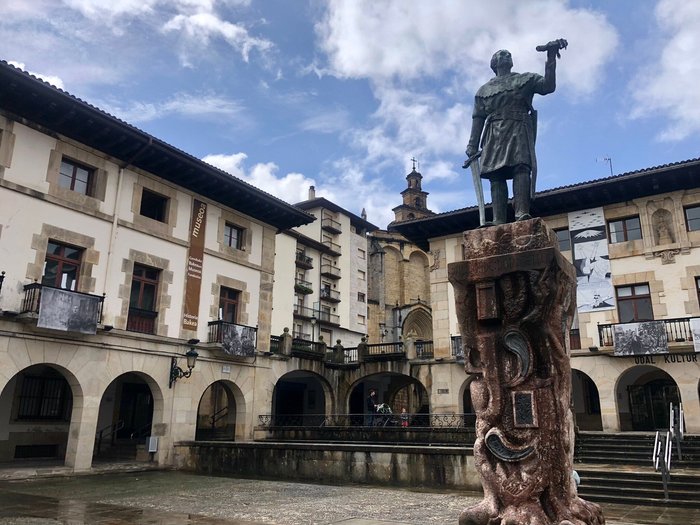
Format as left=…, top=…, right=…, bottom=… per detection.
left=0, top=61, right=314, bottom=469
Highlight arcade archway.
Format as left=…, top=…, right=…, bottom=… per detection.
left=571, top=369, right=602, bottom=431
left=0, top=364, right=76, bottom=463
left=617, top=366, right=680, bottom=431
left=272, top=371, right=330, bottom=425
left=196, top=381, right=242, bottom=441
left=348, top=372, right=429, bottom=425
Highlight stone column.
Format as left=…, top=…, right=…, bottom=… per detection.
left=448, top=219, right=604, bottom=525
left=65, top=395, right=100, bottom=471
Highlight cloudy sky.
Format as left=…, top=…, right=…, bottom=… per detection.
left=1, top=0, right=698, bottom=227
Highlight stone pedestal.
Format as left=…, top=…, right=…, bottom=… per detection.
left=448, top=219, right=604, bottom=525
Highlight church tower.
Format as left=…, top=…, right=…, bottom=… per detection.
left=391, top=158, right=434, bottom=223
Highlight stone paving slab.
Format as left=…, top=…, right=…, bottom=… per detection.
left=0, top=470, right=698, bottom=524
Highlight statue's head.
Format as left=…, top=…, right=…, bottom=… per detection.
left=490, top=49, right=513, bottom=74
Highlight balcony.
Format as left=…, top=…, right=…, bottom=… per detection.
left=126, top=307, right=158, bottom=334
left=295, top=251, right=313, bottom=269
left=361, top=341, right=405, bottom=362
left=21, top=283, right=105, bottom=334
left=597, top=317, right=698, bottom=349
left=321, top=216, right=342, bottom=234
left=320, top=263, right=341, bottom=280
left=317, top=310, right=340, bottom=325
left=291, top=338, right=326, bottom=360
left=208, top=320, right=257, bottom=357
left=292, top=330, right=311, bottom=340
left=294, top=279, right=313, bottom=295
left=322, top=238, right=341, bottom=255
left=320, top=288, right=341, bottom=303
left=415, top=340, right=434, bottom=359
left=293, top=304, right=316, bottom=319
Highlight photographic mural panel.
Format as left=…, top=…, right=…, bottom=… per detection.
left=37, top=287, right=100, bottom=334
left=221, top=323, right=256, bottom=357
left=568, top=207, right=615, bottom=313
left=613, top=320, right=667, bottom=356
left=692, top=318, right=700, bottom=353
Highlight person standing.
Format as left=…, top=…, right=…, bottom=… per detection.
left=466, top=40, right=566, bottom=224
left=365, top=389, right=378, bottom=426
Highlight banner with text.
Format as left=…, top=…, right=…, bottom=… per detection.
left=182, top=199, right=207, bottom=331
left=568, top=207, right=615, bottom=314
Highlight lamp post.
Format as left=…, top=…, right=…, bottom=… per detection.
left=310, top=316, right=317, bottom=342
left=169, top=338, right=199, bottom=388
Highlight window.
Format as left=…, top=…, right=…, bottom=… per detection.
left=17, top=374, right=71, bottom=421
left=42, top=241, right=82, bottom=290
left=219, top=287, right=240, bottom=323
left=59, top=158, right=94, bottom=196
left=358, top=248, right=366, bottom=260
left=685, top=205, right=700, bottom=232
left=358, top=292, right=366, bottom=302
left=554, top=228, right=571, bottom=251
left=127, top=264, right=160, bottom=333
left=357, top=314, right=366, bottom=325
left=616, top=284, right=653, bottom=323
left=224, top=222, right=245, bottom=250
left=358, top=270, right=366, bottom=280
left=608, top=216, right=642, bottom=243
left=140, top=189, right=169, bottom=222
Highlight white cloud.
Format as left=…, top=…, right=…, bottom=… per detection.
left=629, top=0, right=700, bottom=141
left=299, top=108, right=351, bottom=134
left=316, top=0, right=618, bottom=97
left=202, top=153, right=320, bottom=204
left=8, top=61, right=65, bottom=89
left=99, top=93, right=245, bottom=123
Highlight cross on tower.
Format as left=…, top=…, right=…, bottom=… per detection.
left=410, top=157, right=417, bottom=170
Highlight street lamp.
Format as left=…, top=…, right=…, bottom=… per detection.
left=310, top=316, right=317, bottom=342
left=169, top=338, right=199, bottom=388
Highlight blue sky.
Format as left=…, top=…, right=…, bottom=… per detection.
left=1, top=0, right=698, bottom=228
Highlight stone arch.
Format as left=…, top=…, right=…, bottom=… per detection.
left=272, top=370, right=334, bottom=424
left=0, top=363, right=84, bottom=466
left=195, top=380, right=246, bottom=441
left=347, top=372, right=430, bottom=425
left=402, top=306, right=433, bottom=341
left=571, top=369, right=602, bottom=431
left=615, top=365, right=680, bottom=431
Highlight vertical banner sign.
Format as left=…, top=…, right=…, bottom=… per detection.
left=182, top=199, right=207, bottom=330
left=568, top=207, right=615, bottom=314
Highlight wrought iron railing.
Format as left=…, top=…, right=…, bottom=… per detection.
left=451, top=335, right=464, bottom=359
left=294, top=279, right=313, bottom=294
left=293, top=304, right=316, bottom=318
left=21, top=282, right=105, bottom=325
left=320, top=263, right=341, bottom=278
left=415, top=340, right=434, bottom=359
left=598, top=317, right=698, bottom=347
left=317, top=310, right=340, bottom=325
left=94, top=420, right=124, bottom=456
left=269, top=335, right=282, bottom=354
left=291, top=338, right=326, bottom=358
left=320, top=288, right=341, bottom=302
left=258, top=412, right=475, bottom=429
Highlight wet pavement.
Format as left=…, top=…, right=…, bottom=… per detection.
left=0, top=470, right=698, bottom=524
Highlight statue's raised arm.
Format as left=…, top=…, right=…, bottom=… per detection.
left=465, top=39, right=566, bottom=226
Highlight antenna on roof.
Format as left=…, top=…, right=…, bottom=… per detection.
left=596, top=156, right=613, bottom=177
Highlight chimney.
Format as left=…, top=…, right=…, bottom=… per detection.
left=308, top=185, right=316, bottom=200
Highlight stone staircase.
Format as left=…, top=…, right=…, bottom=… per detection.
left=574, top=431, right=700, bottom=508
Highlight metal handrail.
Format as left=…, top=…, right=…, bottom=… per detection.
left=210, top=406, right=228, bottom=427
left=21, top=282, right=106, bottom=323
left=258, top=412, right=475, bottom=429
left=598, top=316, right=698, bottom=347
left=94, top=420, right=124, bottom=455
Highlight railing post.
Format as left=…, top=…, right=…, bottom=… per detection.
left=357, top=336, right=368, bottom=363
left=280, top=327, right=293, bottom=356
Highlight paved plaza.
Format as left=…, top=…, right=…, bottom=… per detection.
left=0, top=470, right=698, bottom=525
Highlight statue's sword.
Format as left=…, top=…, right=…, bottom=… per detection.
left=463, top=152, right=486, bottom=226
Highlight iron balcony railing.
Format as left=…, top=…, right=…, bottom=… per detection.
left=208, top=320, right=258, bottom=356
left=320, top=288, right=341, bottom=302
left=320, top=263, right=341, bottom=279
left=322, top=238, right=341, bottom=254
left=258, top=412, right=475, bottom=429
left=293, top=304, right=316, bottom=318
left=321, top=216, right=342, bottom=233
left=294, top=279, right=313, bottom=294
left=295, top=251, right=313, bottom=269
left=415, top=340, right=434, bottom=359
left=598, top=316, right=698, bottom=348
left=293, top=330, right=311, bottom=340
left=451, top=335, right=464, bottom=359
left=270, top=335, right=282, bottom=354
left=291, top=338, right=326, bottom=359
left=317, top=310, right=340, bottom=325
left=21, top=282, right=105, bottom=325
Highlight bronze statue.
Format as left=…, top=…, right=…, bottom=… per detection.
left=465, top=40, right=567, bottom=225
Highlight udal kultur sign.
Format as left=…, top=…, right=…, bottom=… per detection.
left=182, top=199, right=207, bottom=330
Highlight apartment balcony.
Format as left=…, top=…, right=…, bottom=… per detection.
left=597, top=316, right=698, bottom=349
left=20, top=283, right=105, bottom=334
left=320, top=263, right=341, bottom=280
left=320, top=288, right=341, bottom=303
left=317, top=310, right=340, bottom=326
left=208, top=320, right=257, bottom=357
left=126, top=307, right=158, bottom=334
left=293, top=304, right=316, bottom=319
left=295, top=251, right=313, bottom=269
left=321, top=216, right=342, bottom=234
left=294, top=279, right=313, bottom=295
left=322, top=238, right=341, bottom=255
left=292, top=330, right=311, bottom=340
